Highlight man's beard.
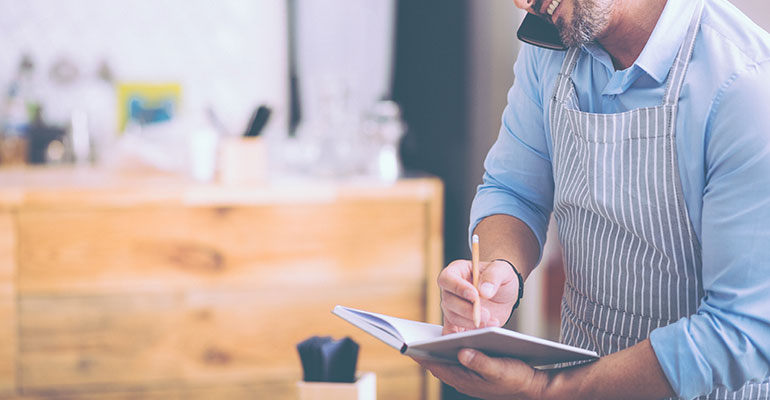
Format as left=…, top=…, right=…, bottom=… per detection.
left=531, top=0, right=612, bottom=48
left=556, top=0, right=612, bottom=47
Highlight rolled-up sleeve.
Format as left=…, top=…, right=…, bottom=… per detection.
left=469, top=45, right=556, bottom=258
left=650, top=61, right=770, bottom=399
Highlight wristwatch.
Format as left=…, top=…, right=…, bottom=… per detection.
left=493, top=258, right=525, bottom=326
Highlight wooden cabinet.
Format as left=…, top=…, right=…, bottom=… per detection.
left=0, top=212, right=15, bottom=397
left=0, top=169, right=443, bottom=400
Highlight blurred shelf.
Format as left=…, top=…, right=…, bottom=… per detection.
left=0, top=166, right=442, bottom=209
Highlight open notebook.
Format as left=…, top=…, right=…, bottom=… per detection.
left=333, top=305, right=598, bottom=366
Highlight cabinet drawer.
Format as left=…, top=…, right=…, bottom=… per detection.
left=5, top=175, right=443, bottom=400
left=17, top=201, right=426, bottom=295
left=0, top=212, right=16, bottom=396
left=19, top=282, right=423, bottom=395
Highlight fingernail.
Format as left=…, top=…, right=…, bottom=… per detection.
left=463, top=289, right=476, bottom=300
left=480, top=283, right=494, bottom=298
left=458, top=349, right=476, bottom=364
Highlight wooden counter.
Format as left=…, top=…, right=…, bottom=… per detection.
left=0, top=168, right=443, bottom=400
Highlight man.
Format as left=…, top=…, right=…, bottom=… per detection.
left=417, top=0, right=770, bottom=399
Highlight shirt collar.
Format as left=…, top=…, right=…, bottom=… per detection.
left=580, top=0, right=698, bottom=85
left=635, top=0, right=698, bottom=84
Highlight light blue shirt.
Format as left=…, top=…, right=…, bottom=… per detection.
left=470, top=0, right=770, bottom=398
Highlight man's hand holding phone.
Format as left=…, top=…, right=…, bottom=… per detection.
left=512, top=0, right=568, bottom=50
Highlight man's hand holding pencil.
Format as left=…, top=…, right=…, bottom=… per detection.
left=438, top=234, right=522, bottom=335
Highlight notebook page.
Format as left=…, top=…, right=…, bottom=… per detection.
left=340, top=306, right=442, bottom=345
left=333, top=306, right=403, bottom=350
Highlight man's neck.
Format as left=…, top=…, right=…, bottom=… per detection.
left=596, top=0, right=668, bottom=70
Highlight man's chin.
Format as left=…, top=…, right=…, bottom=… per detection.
left=556, top=19, right=597, bottom=48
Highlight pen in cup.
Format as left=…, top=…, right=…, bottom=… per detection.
left=472, top=234, right=481, bottom=328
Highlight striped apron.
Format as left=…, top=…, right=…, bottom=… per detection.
left=549, top=2, right=769, bottom=398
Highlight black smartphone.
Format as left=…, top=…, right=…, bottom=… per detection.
left=517, top=13, right=567, bottom=51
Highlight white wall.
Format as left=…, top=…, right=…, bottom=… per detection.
left=467, top=4, right=523, bottom=193
left=466, top=2, right=523, bottom=233
left=730, top=0, right=770, bottom=32
left=0, top=0, right=288, bottom=137
left=294, top=0, right=396, bottom=126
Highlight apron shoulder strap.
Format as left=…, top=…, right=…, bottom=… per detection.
left=663, top=0, right=705, bottom=106
left=553, top=0, right=704, bottom=107
left=553, top=47, right=581, bottom=104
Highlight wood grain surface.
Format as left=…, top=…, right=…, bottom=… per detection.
left=0, top=211, right=16, bottom=396
left=18, top=283, right=422, bottom=395
left=17, top=201, right=425, bottom=295
left=0, top=170, right=443, bottom=400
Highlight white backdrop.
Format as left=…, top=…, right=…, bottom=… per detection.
left=294, top=0, right=396, bottom=126
left=730, top=0, right=770, bottom=32
left=0, top=0, right=289, bottom=137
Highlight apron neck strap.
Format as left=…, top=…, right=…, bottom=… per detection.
left=663, top=0, right=705, bottom=106
left=553, top=0, right=705, bottom=107
left=554, top=47, right=582, bottom=103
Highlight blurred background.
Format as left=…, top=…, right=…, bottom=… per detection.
left=0, top=1, right=766, bottom=399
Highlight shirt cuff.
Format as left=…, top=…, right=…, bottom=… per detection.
left=649, top=319, right=714, bottom=400
left=468, top=188, right=549, bottom=260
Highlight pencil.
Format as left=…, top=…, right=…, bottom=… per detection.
left=472, top=234, right=481, bottom=328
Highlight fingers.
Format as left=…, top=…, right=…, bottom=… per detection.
left=442, top=291, right=493, bottom=329
left=440, top=259, right=516, bottom=332
left=478, top=260, right=516, bottom=301
left=412, top=357, right=482, bottom=391
left=439, top=259, right=514, bottom=301
left=442, top=323, right=465, bottom=335
left=513, top=0, right=541, bottom=15
left=441, top=291, right=475, bottom=320
left=444, top=309, right=475, bottom=329
left=444, top=310, right=500, bottom=332
left=458, top=349, right=539, bottom=392
left=438, top=260, right=477, bottom=301
left=415, top=351, right=543, bottom=400
left=458, top=349, right=522, bottom=383
left=513, top=0, right=533, bottom=11
left=458, top=349, right=496, bottom=378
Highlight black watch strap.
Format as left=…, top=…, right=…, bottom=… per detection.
left=493, top=258, right=524, bottom=326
